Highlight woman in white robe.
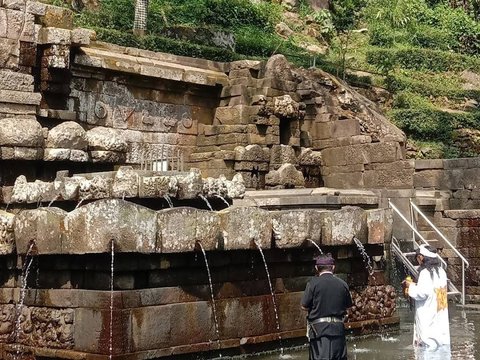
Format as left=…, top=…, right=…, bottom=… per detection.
left=405, top=244, right=451, bottom=358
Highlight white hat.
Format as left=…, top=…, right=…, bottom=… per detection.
left=418, top=244, right=438, bottom=258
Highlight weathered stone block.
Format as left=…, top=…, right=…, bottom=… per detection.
left=0, top=70, right=34, bottom=92
left=11, top=176, right=55, bottom=203
left=0, top=38, right=19, bottom=70
left=74, top=307, right=131, bottom=354
left=320, top=145, right=366, bottom=167
left=63, top=199, right=157, bottom=254
left=157, top=207, right=220, bottom=253
left=46, top=121, right=87, bottom=149
left=14, top=146, right=43, bottom=160
left=219, top=207, right=272, bottom=250
left=71, top=28, right=95, bottom=46
left=269, top=144, right=297, bottom=165
left=366, top=208, right=393, bottom=244
left=112, top=166, right=139, bottom=198
left=272, top=210, right=322, bottom=248
left=0, top=90, right=41, bottom=105
left=14, top=207, right=66, bottom=254
left=265, top=163, right=305, bottom=188
left=38, top=27, right=71, bottom=45
left=322, top=206, right=367, bottom=245
left=0, top=210, right=15, bottom=255
left=364, top=161, right=414, bottom=188
left=323, top=172, right=364, bottom=188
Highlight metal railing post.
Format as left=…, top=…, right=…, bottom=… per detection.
left=462, top=261, right=465, bottom=306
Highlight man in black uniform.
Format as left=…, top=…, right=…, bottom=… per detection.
left=301, top=254, right=353, bottom=360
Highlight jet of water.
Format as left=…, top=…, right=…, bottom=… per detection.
left=254, top=240, right=284, bottom=356
left=307, top=239, right=323, bottom=254
left=214, top=194, right=230, bottom=208
left=163, top=194, right=174, bottom=208
left=75, top=195, right=91, bottom=209
left=109, top=240, right=115, bottom=360
left=48, top=194, right=61, bottom=208
left=13, top=241, right=36, bottom=360
left=197, top=242, right=221, bottom=355
left=353, top=237, right=374, bottom=276
left=199, top=194, right=214, bottom=211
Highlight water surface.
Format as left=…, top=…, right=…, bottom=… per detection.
left=250, top=305, right=479, bottom=360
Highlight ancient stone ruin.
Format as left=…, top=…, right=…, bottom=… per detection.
left=1, top=1, right=479, bottom=359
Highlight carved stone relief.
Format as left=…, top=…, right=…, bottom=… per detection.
left=0, top=305, right=74, bottom=349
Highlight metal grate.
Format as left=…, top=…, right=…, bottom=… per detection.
left=133, top=0, right=149, bottom=33
left=140, top=147, right=184, bottom=172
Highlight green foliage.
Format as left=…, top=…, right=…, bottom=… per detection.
left=385, top=71, right=480, bottom=100
left=312, top=10, right=336, bottom=39
left=94, top=28, right=240, bottom=62
left=330, top=0, right=366, bottom=32
left=366, top=0, right=430, bottom=28
left=366, top=46, right=480, bottom=73
left=390, top=106, right=480, bottom=141
left=75, top=0, right=134, bottom=31
left=202, top=0, right=280, bottom=30
left=408, top=24, right=455, bottom=51
left=429, top=4, right=480, bottom=55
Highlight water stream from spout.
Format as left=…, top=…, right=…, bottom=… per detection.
left=197, top=242, right=221, bottom=356
left=353, top=237, right=374, bottom=276
left=307, top=239, right=323, bottom=254
left=163, top=195, right=174, bottom=208
left=75, top=196, right=90, bottom=209
left=108, top=240, right=115, bottom=360
left=109, top=240, right=115, bottom=360
left=199, top=195, right=214, bottom=211
left=13, top=241, right=36, bottom=359
left=214, top=195, right=230, bottom=208
left=4, top=202, right=10, bottom=211
left=254, top=241, right=283, bottom=356
left=47, top=194, right=60, bottom=208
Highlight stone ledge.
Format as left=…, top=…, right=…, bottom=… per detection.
left=444, top=209, right=480, bottom=219
left=75, top=47, right=229, bottom=87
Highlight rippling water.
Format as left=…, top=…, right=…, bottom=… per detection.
left=249, top=305, right=480, bottom=360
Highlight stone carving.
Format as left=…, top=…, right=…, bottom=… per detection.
left=0, top=210, right=15, bottom=255
left=94, top=101, right=109, bottom=119
left=11, top=176, right=56, bottom=204
left=0, top=305, right=74, bottom=349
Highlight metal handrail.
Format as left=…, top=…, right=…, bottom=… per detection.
left=388, top=199, right=468, bottom=305
left=388, top=200, right=447, bottom=268
left=409, top=201, right=470, bottom=267
left=409, top=200, right=469, bottom=306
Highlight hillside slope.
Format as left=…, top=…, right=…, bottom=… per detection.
left=45, top=0, right=480, bottom=159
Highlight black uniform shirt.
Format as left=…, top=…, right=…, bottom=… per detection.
left=301, top=272, right=353, bottom=337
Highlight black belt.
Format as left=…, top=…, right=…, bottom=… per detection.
left=310, top=316, right=344, bottom=324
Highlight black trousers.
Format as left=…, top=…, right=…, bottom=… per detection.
left=309, top=335, right=347, bottom=360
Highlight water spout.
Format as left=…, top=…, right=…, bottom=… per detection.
left=214, top=194, right=230, bottom=208
left=109, top=240, right=115, bottom=360
left=353, top=237, right=374, bottom=276
left=197, top=242, right=221, bottom=355
left=163, top=194, right=174, bottom=208
left=254, top=241, right=283, bottom=355
left=199, top=194, right=213, bottom=211
left=307, top=239, right=323, bottom=254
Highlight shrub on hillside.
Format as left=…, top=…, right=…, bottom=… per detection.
left=367, top=46, right=480, bottom=73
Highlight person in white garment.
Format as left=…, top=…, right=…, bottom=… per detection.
left=403, top=244, right=451, bottom=358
